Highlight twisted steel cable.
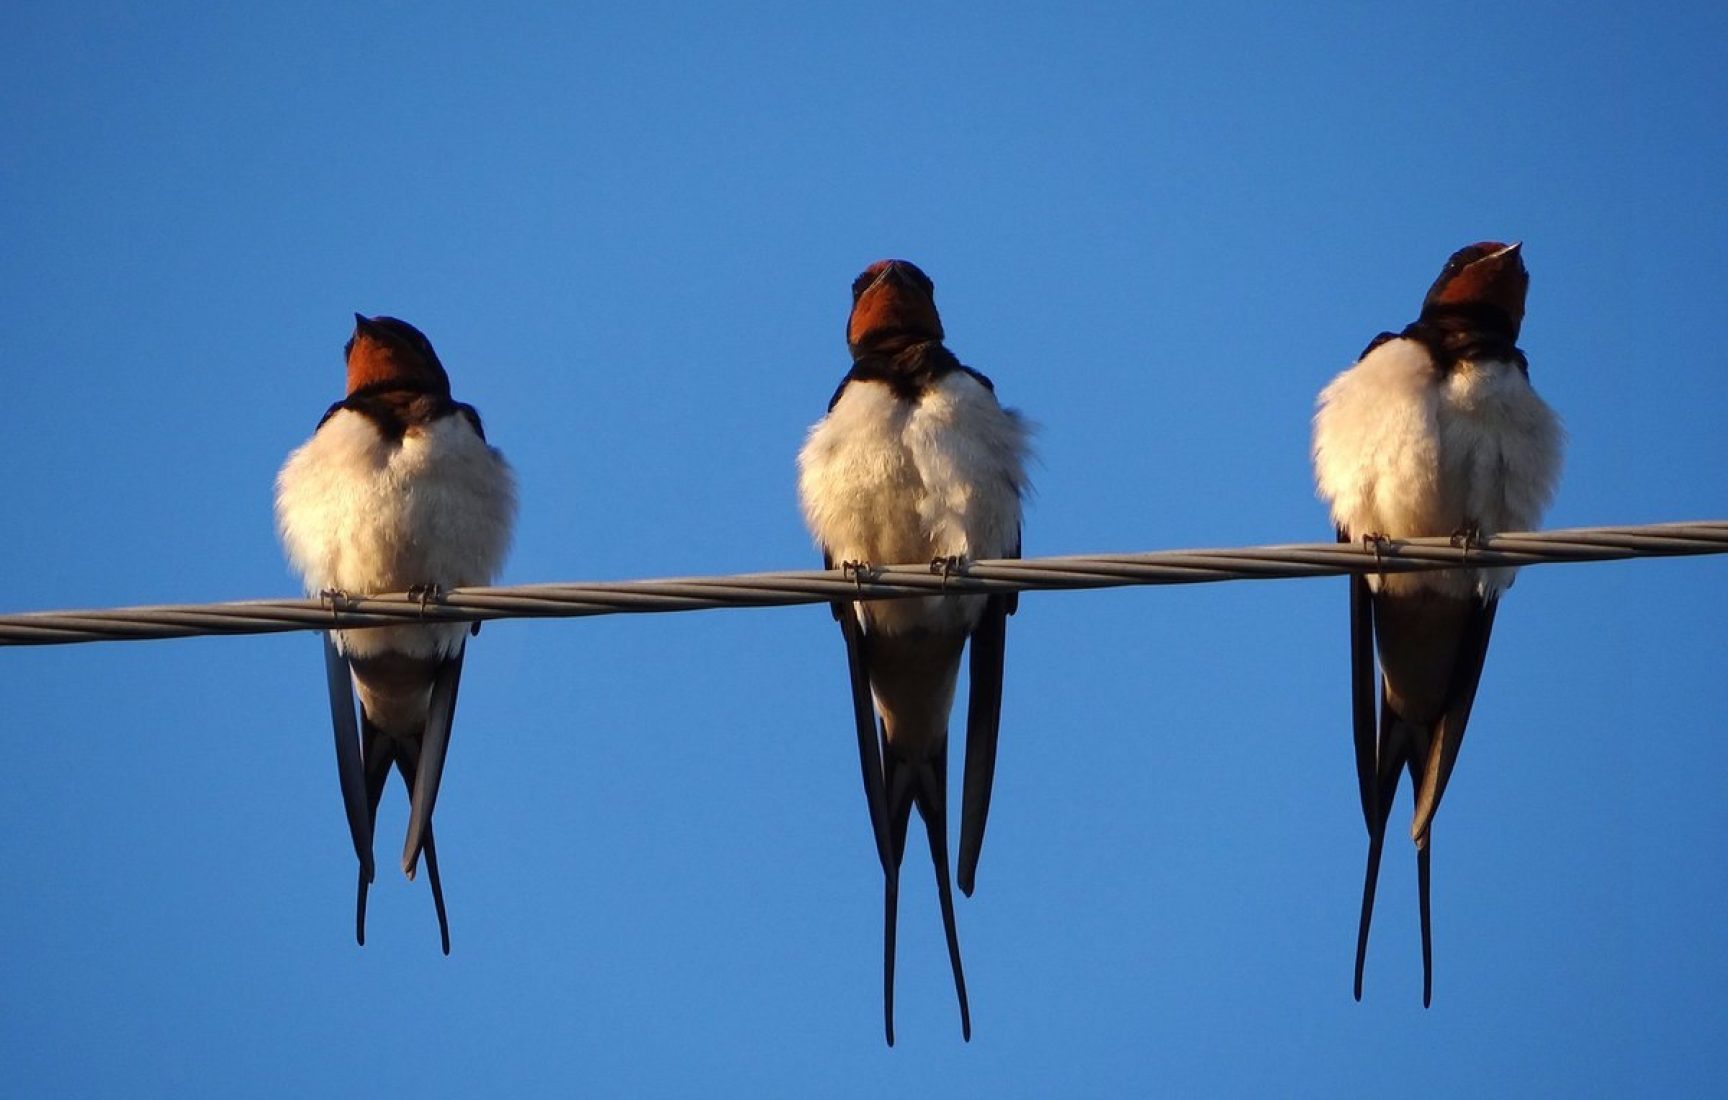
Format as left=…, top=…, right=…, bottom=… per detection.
left=1, top=521, right=1723, bottom=647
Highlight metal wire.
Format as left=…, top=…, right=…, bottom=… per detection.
left=1, top=520, right=1723, bottom=647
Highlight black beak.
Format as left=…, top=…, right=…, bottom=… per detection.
left=1475, top=241, right=1523, bottom=270
left=862, top=265, right=900, bottom=296
left=881, top=260, right=914, bottom=287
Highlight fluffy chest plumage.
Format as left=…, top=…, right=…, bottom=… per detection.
left=275, top=408, right=516, bottom=658
left=1312, top=337, right=1563, bottom=597
left=797, top=371, right=1029, bottom=633
left=1433, top=360, right=1552, bottom=521
left=799, top=372, right=1026, bottom=563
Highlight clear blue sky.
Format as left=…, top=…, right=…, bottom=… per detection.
left=3, top=3, right=1725, bottom=1095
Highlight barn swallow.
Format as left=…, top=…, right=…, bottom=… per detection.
left=797, top=260, right=1030, bottom=1044
left=1312, top=242, right=1564, bottom=1004
left=275, top=314, right=516, bottom=953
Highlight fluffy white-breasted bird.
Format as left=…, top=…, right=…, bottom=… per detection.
left=798, top=259, right=1030, bottom=1045
left=276, top=314, right=515, bottom=953
left=1313, top=241, right=1563, bottom=1005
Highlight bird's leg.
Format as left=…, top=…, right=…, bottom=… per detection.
left=1359, top=532, right=1390, bottom=578
left=406, top=583, right=444, bottom=619
left=1449, top=523, right=1483, bottom=563
left=319, top=588, right=352, bottom=625
left=841, top=560, right=873, bottom=595
left=929, top=555, right=966, bottom=591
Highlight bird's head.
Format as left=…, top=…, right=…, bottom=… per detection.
left=344, top=314, right=452, bottom=396
left=1420, top=241, right=1528, bottom=337
left=847, top=259, right=944, bottom=356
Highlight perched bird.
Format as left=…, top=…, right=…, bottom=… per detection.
left=1312, top=242, right=1563, bottom=1005
left=275, top=314, right=515, bottom=953
left=798, top=259, right=1031, bottom=1045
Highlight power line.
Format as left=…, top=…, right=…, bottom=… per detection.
left=2, top=520, right=1723, bottom=648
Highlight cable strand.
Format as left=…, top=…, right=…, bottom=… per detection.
left=2, top=520, right=1724, bottom=647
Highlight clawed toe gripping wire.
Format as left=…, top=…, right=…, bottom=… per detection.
left=841, top=560, right=873, bottom=595
left=930, top=555, right=965, bottom=591
left=406, top=584, right=443, bottom=618
left=319, top=588, right=351, bottom=625
left=1360, top=533, right=1389, bottom=578
left=1450, top=525, right=1483, bottom=564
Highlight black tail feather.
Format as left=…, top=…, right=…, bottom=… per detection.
left=324, top=636, right=375, bottom=884
left=1345, top=555, right=1379, bottom=830
left=421, top=825, right=451, bottom=956
left=882, top=753, right=914, bottom=1047
left=1417, top=839, right=1432, bottom=1008
left=402, top=650, right=465, bottom=880
left=958, top=596, right=1008, bottom=898
left=915, top=750, right=971, bottom=1041
left=355, top=719, right=395, bottom=947
left=1353, top=825, right=1385, bottom=1002
left=880, top=741, right=970, bottom=1046
left=1404, top=718, right=1433, bottom=1007
left=1356, top=688, right=1411, bottom=999
left=395, top=735, right=452, bottom=954
left=883, top=873, right=900, bottom=1047
left=1413, top=597, right=1499, bottom=846
left=838, top=608, right=890, bottom=874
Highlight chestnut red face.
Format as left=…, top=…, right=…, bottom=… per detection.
left=1421, top=241, right=1528, bottom=335
left=344, top=314, right=452, bottom=396
left=847, top=259, right=944, bottom=351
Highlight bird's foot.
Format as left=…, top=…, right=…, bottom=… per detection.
left=406, top=583, right=444, bottom=618
left=318, top=588, right=352, bottom=624
left=1449, top=524, right=1483, bottom=562
left=840, top=560, right=874, bottom=594
left=929, top=555, right=966, bottom=590
left=1359, top=532, right=1390, bottom=573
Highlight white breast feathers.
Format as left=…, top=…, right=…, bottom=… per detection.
left=798, top=370, right=1030, bottom=633
left=275, top=409, right=516, bottom=658
left=1313, top=337, right=1562, bottom=597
